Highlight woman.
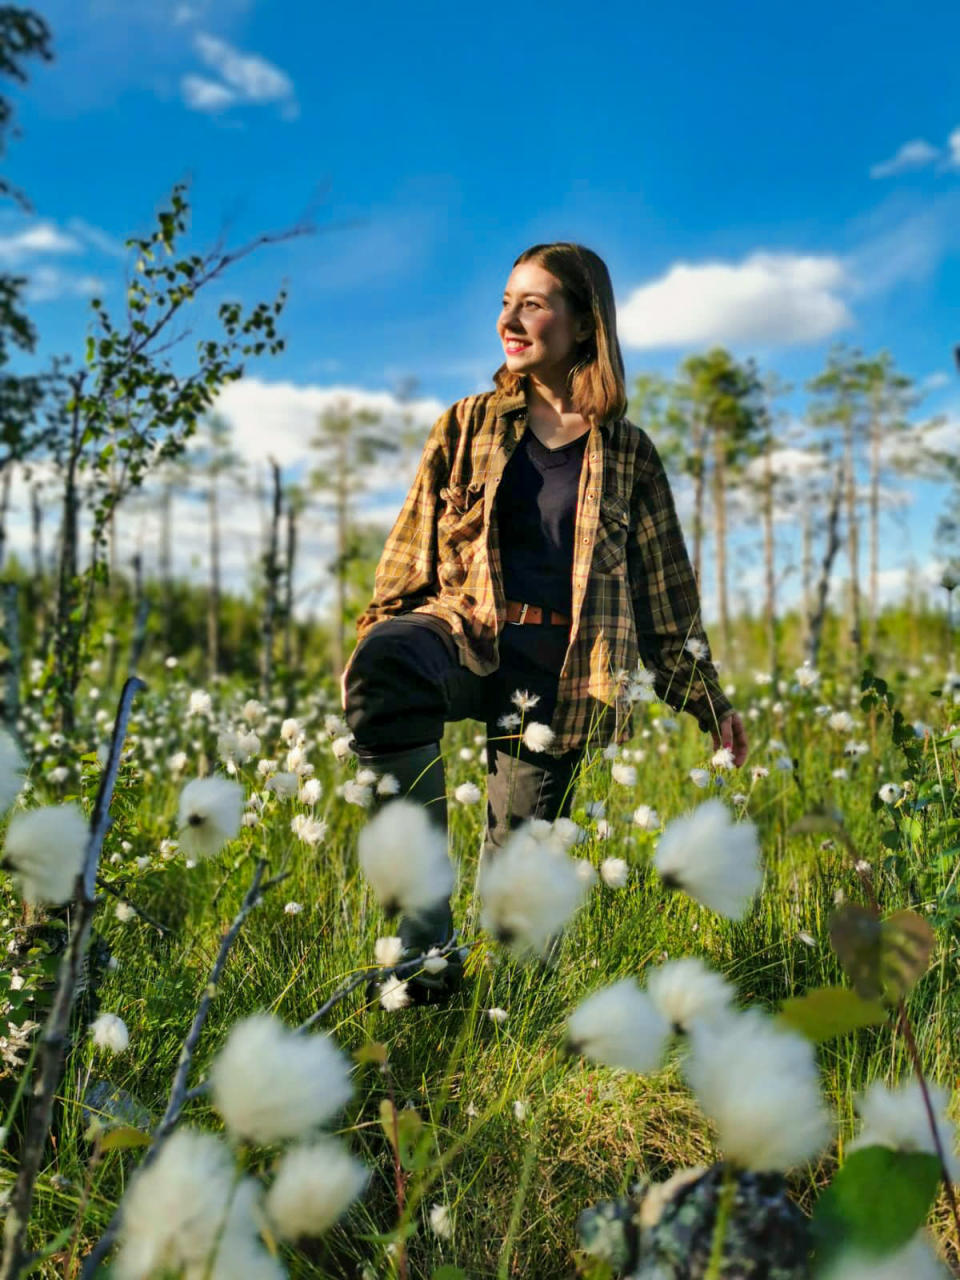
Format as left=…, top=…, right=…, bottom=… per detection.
left=342, top=242, right=748, bottom=1001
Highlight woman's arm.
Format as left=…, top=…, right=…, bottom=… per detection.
left=352, top=403, right=458, bottom=644
left=626, top=434, right=734, bottom=737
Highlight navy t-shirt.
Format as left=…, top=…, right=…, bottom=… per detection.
left=493, top=424, right=588, bottom=674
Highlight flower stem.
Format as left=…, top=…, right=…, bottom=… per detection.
left=704, top=1163, right=737, bottom=1280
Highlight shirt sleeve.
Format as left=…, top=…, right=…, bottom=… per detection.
left=353, top=403, right=457, bottom=644
left=626, top=434, right=734, bottom=735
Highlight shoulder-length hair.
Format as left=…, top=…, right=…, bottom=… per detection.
left=492, top=242, right=627, bottom=426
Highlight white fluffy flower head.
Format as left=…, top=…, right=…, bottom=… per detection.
left=653, top=799, right=762, bottom=919
left=632, top=804, right=661, bottom=832
left=210, top=1013, right=352, bottom=1144
left=3, top=803, right=88, bottom=905
left=522, top=721, right=555, bottom=752
left=265, top=1137, right=368, bottom=1241
left=378, top=976, right=411, bottom=1011
left=356, top=799, right=454, bottom=916
left=90, top=1012, right=130, bottom=1053
left=567, top=979, right=670, bottom=1073
left=113, top=1128, right=239, bottom=1278
left=479, top=829, right=586, bottom=956
left=645, top=957, right=734, bottom=1032
left=177, top=776, right=243, bottom=859
left=0, top=727, right=26, bottom=812
left=820, top=1233, right=950, bottom=1280
left=600, top=857, right=629, bottom=888
left=684, top=1008, right=830, bottom=1171
left=850, top=1079, right=959, bottom=1182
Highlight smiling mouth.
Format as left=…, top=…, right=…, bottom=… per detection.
left=505, top=339, right=531, bottom=351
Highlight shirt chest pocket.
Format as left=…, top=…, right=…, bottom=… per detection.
left=438, top=479, right=486, bottom=548
left=592, top=492, right=630, bottom=574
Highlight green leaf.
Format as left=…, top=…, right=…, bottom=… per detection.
left=811, top=1146, right=941, bottom=1266
left=778, top=987, right=887, bottom=1042
left=431, top=1268, right=467, bottom=1280
left=378, top=1100, right=422, bottom=1170
left=828, top=905, right=934, bottom=1002
left=99, top=1126, right=152, bottom=1152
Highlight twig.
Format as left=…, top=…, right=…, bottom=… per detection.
left=297, top=934, right=466, bottom=1034
left=835, top=823, right=960, bottom=1252
left=896, top=1002, right=960, bottom=1252
left=80, top=859, right=288, bottom=1277
left=94, top=876, right=171, bottom=937
left=0, top=675, right=146, bottom=1280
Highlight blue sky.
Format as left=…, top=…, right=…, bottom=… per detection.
left=3, top=0, right=960, bottom=619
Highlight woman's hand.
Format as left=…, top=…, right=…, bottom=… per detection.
left=711, top=711, right=749, bottom=767
left=340, top=655, right=352, bottom=712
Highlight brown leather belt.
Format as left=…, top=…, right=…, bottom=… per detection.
left=504, top=599, right=570, bottom=626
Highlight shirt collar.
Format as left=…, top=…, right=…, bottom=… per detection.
left=492, top=374, right=616, bottom=435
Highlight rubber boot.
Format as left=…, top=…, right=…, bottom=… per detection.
left=353, top=740, right=462, bottom=1004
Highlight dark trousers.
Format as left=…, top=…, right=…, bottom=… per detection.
left=344, top=613, right=585, bottom=855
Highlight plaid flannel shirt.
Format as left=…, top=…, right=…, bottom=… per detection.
left=353, top=379, right=733, bottom=756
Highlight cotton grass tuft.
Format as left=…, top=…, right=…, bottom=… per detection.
left=653, top=799, right=761, bottom=919
left=3, top=803, right=88, bottom=905
left=645, top=957, right=734, bottom=1032
left=210, top=1013, right=352, bottom=1144
left=265, top=1137, right=368, bottom=1240
left=177, top=776, right=243, bottom=859
left=0, top=727, right=26, bottom=812
left=479, top=827, right=586, bottom=956
left=567, top=979, right=670, bottom=1073
left=357, top=799, right=454, bottom=916
left=684, top=1007, right=830, bottom=1171
left=113, top=1128, right=240, bottom=1278
left=850, top=1079, right=960, bottom=1182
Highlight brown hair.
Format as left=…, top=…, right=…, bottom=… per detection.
left=492, top=242, right=627, bottom=425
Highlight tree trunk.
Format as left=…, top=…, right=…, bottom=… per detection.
left=801, top=499, right=812, bottom=627
left=160, top=476, right=174, bottom=649
left=0, top=581, right=20, bottom=734
left=844, top=415, right=862, bottom=661
left=29, top=482, right=47, bottom=657
left=807, top=461, right=844, bottom=667
left=260, top=459, right=282, bottom=701
left=868, top=413, right=880, bottom=654
left=711, top=424, right=729, bottom=656
left=207, top=476, right=220, bottom=681
left=333, top=432, right=348, bottom=680
left=691, top=414, right=706, bottom=589
left=0, top=464, right=12, bottom=572
left=54, top=383, right=84, bottom=734
left=762, top=441, right=777, bottom=682
left=282, top=494, right=297, bottom=712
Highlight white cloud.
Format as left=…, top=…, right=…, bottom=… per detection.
left=181, top=72, right=237, bottom=112
left=886, top=414, right=960, bottom=471
left=618, top=252, right=852, bottom=350
left=24, top=266, right=106, bottom=304
left=185, top=31, right=298, bottom=117
left=842, top=200, right=953, bottom=299
left=66, top=218, right=128, bottom=259
left=210, top=376, right=445, bottom=472
left=944, top=127, right=960, bottom=171
left=742, top=448, right=828, bottom=487
left=0, top=222, right=82, bottom=265
left=921, top=371, right=951, bottom=393
left=870, top=138, right=940, bottom=179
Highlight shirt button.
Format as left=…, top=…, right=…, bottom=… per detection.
left=581, top=535, right=589, bottom=543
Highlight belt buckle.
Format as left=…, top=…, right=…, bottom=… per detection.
left=508, top=601, right=530, bottom=626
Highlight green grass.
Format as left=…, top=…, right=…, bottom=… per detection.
left=2, top=620, right=960, bottom=1278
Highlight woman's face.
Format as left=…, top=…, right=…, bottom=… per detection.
left=498, top=261, right=590, bottom=381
